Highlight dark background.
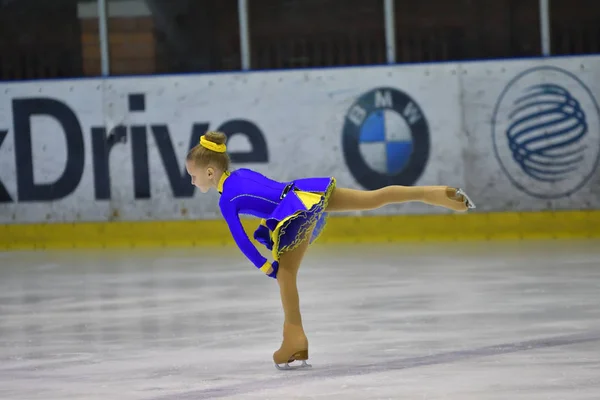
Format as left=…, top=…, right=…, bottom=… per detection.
left=0, top=0, right=599, bottom=80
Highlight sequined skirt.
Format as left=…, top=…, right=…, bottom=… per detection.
left=253, top=176, right=336, bottom=261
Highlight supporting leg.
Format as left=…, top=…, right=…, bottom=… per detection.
left=273, top=224, right=315, bottom=370
left=325, top=186, right=474, bottom=213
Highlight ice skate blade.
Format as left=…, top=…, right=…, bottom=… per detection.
left=274, top=360, right=312, bottom=371
left=456, top=188, right=476, bottom=209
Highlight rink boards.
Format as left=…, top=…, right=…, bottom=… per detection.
left=1, top=55, right=600, bottom=249
left=2, top=210, right=600, bottom=250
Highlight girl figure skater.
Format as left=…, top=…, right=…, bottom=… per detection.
left=185, top=131, right=475, bottom=370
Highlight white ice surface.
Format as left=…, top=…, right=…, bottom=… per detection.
left=1, top=240, right=600, bottom=399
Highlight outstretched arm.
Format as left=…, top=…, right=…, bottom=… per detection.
left=221, top=203, right=278, bottom=277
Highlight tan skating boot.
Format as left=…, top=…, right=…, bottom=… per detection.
left=423, top=186, right=476, bottom=212
left=273, top=322, right=311, bottom=370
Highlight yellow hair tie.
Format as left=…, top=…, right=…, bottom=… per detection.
left=199, top=135, right=227, bottom=153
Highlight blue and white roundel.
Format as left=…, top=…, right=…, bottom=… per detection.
left=341, top=87, right=430, bottom=190
left=492, top=66, right=600, bottom=199
left=358, top=109, right=413, bottom=175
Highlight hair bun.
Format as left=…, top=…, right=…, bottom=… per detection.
left=203, top=131, right=227, bottom=146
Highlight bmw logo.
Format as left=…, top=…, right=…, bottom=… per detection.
left=341, top=87, right=430, bottom=190
left=492, top=66, right=600, bottom=199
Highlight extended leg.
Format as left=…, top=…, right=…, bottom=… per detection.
left=325, top=186, right=474, bottom=212
left=273, top=224, right=315, bottom=370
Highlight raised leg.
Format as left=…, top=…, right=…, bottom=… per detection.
left=325, top=185, right=474, bottom=212
left=273, top=224, right=315, bottom=370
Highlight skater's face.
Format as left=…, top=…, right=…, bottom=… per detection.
left=186, top=160, right=216, bottom=193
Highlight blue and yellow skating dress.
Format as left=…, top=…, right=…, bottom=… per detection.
left=217, top=168, right=336, bottom=278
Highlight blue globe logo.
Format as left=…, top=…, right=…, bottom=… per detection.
left=507, top=84, right=587, bottom=182
left=342, top=88, right=430, bottom=190
left=492, top=67, right=600, bottom=199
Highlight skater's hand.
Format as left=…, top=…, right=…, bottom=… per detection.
left=266, top=261, right=279, bottom=279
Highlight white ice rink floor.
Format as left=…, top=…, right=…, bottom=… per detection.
left=1, top=240, right=600, bottom=399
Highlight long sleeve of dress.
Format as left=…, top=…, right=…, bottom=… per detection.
left=220, top=201, right=271, bottom=273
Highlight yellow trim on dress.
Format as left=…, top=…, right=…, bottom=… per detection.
left=270, top=178, right=336, bottom=261
left=296, top=191, right=324, bottom=209
left=217, top=171, right=230, bottom=193
left=259, top=261, right=272, bottom=274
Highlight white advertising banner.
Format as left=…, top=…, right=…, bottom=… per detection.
left=0, top=64, right=464, bottom=223
left=461, top=56, right=600, bottom=211
left=1, top=55, right=599, bottom=224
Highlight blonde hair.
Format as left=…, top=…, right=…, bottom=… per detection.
left=186, top=131, right=230, bottom=171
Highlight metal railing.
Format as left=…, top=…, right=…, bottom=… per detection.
left=0, top=0, right=599, bottom=81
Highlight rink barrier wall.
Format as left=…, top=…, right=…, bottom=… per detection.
left=2, top=54, right=600, bottom=226
left=1, top=210, right=600, bottom=250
